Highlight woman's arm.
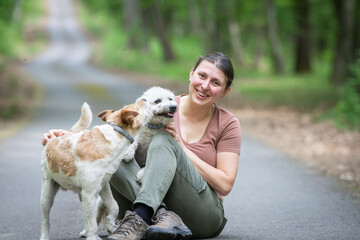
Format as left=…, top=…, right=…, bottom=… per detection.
left=182, top=146, right=239, bottom=196
left=164, top=123, right=239, bottom=196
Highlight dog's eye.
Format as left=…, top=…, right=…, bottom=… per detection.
left=154, top=99, right=161, bottom=104
left=169, top=98, right=173, bottom=101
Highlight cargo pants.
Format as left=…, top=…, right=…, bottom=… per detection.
left=110, top=132, right=227, bottom=238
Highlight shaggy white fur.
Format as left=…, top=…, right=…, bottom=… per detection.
left=123, top=86, right=178, bottom=182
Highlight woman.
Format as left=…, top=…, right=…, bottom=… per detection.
left=41, top=52, right=241, bottom=240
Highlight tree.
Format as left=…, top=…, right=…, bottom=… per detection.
left=331, top=0, right=356, bottom=85
left=266, top=0, right=286, bottom=74
left=123, top=0, right=141, bottom=49
left=149, top=1, right=176, bottom=62
left=294, top=0, right=312, bottom=73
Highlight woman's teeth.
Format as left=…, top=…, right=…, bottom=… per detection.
left=197, top=91, right=207, bottom=97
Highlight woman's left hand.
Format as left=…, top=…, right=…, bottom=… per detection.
left=163, top=122, right=181, bottom=143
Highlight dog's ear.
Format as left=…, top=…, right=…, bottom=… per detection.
left=120, top=110, right=139, bottom=125
left=98, top=110, right=114, bottom=122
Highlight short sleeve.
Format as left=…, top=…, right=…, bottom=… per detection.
left=217, top=115, right=241, bottom=155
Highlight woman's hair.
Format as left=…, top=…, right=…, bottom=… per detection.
left=193, top=52, right=234, bottom=89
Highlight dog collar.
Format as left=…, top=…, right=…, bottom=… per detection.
left=108, top=123, right=134, bottom=143
left=146, top=123, right=165, bottom=129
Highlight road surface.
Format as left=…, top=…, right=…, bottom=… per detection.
left=0, top=0, right=359, bottom=239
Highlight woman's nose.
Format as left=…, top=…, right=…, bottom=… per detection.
left=201, top=79, right=210, bottom=89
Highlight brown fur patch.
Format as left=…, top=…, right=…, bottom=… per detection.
left=46, top=136, right=77, bottom=177
left=75, top=128, right=111, bottom=161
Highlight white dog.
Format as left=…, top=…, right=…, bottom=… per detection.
left=123, top=86, right=178, bottom=182
left=40, top=100, right=149, bottom=240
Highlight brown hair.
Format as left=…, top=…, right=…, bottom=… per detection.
left=193, top=52, right=234, bottom=89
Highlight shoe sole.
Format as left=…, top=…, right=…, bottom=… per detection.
left=144, top=227, right=192, bottom=240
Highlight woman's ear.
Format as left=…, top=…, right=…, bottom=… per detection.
left=189, top=68, right=194, bottom=81
left=221, top=87, right=231, bottom=98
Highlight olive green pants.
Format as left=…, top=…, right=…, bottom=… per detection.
left=110, top=132, right=227, bottom=238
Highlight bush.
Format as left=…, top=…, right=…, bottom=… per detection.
left=332, top=59, right=360, bottom=130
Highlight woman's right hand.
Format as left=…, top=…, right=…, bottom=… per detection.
left=41, top=129, right=68, bottom=146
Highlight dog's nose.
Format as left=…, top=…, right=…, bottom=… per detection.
left=169, top=105, right=177, bottom=113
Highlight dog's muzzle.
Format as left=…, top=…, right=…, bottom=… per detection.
left=169, top=105, right=177, bottom=114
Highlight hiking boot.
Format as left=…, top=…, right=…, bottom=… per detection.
left=106, top=210, right=148, bottom=240
left=145, top=208, right=192, bottom=240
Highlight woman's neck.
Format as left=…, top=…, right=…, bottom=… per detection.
left=180, top=95, right=214, bottom=122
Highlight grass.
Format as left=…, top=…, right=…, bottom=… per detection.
left=234, top=72, right=338, bottom=110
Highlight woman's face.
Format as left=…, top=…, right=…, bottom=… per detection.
left=189, top=60, right=230, bottom=107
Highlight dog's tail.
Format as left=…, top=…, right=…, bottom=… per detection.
left=70, top=102, right=92, bottom=133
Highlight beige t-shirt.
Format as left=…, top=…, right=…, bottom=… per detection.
left=174, top=95, right=241, bottom=168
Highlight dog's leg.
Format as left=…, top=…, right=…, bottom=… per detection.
left=122, top=139, right=138, bottom=162
left=136, top=168, right=145, bottom=184
left=40, top=178, right=60, bottom=240
left=99, top=183, right=119, bottom=234
left=80, top=190, right=102, bottom=240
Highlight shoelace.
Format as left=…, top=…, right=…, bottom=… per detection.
left=151, top=211, right=170, bottom=224
left=114, top=213, right=142, bottom=236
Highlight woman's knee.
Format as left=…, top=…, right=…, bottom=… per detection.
left=148, top=132, right=174, bottom=150
left=146, top=132, right=177, bottom=167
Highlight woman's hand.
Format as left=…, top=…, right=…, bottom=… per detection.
left=41, top=129, right=68, bottom=146
left=163, top=122, right=181, bottom=143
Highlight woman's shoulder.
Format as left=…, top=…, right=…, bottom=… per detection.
left=214, top=105, right=240, bottom=125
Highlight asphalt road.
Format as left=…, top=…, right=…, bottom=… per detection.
left=1, top=0, right=360, bottom=239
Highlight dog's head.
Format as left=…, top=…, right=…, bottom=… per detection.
left=139, top=87, right=178, bottom=126
left=97, top=99, right=148, bottom=132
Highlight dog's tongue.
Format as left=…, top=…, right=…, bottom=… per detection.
left=167, top=113, right=175, bottom=117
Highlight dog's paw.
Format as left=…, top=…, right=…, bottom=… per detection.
left=122, top=153, right=134, bottom=162
left=123, top=149, right=135, bottom=162
left=136, top=168, right=145, bottom=184
left=86, top=235, right=102, bottom=240
left=79, top=229, right=87, bottom=238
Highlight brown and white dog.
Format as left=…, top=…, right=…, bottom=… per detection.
left=40, top=100, right=149, bottom=240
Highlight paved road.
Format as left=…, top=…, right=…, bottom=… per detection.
left=1, top=0, right=360, bottom=239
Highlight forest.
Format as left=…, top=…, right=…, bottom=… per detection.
left=0, top=0, right=359, bottom=130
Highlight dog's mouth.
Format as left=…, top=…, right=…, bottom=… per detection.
left=157, top=112, right=175, bottom=118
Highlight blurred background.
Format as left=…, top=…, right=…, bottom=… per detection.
left=0, top=0, right=359, bottom=193
left=1, top=0, right=359, bottom=129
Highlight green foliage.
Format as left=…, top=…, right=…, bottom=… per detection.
left=0, top=0, right=44, bottom=59
left=234, top=69, right=338, bottom=110
left=77, top=0, right=359, bottom=130
left=0, top=0, right=43, bottom=120
left=331, top=59, right=360, bottom=130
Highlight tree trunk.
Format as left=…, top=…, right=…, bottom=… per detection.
left=200, top=0, right=216, bottom=53
left=123, top=0, right=141, bottom=49
left=228, top=21, right=244, bottom=66
left=330, top=0, right=356, bottom=85
left=11, top=0, right=23, bottom=23
left=187, top=0, right=203, bottom=37
left=253, top=27, right=265, bottom=70
left=294, top=0, right=312, bottom=73
left=150, top=1, right=176, bottom=62
left=351, top=0, right=360, bottom=65
left=266, top=0, right=286, bottom=75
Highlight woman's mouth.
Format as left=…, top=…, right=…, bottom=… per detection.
left=196, top=90, right=208, bottom=98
